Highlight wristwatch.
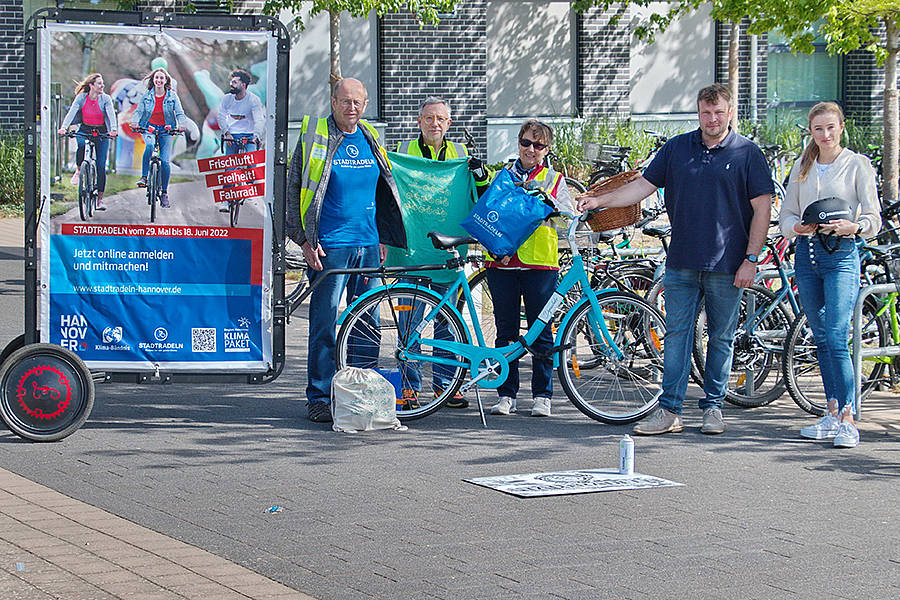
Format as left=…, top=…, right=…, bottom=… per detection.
left=745, top=253, right=759, bottom=264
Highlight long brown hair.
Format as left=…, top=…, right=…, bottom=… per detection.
left=797, top=102, right=845, bottom=182
left=73, top=73, right=102, bottom=97
left=144, top=67, right=173, bottom=91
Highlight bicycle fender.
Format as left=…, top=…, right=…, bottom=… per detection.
left=336, top=284, right=458, bottom=327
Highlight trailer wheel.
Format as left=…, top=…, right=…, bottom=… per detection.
left=0, top=344, right=94, bottom=442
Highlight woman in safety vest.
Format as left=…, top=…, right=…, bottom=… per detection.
left=488, top=119, right=576, bottom=418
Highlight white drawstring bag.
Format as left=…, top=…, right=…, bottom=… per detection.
left=331, top=367, right=408, bottom=433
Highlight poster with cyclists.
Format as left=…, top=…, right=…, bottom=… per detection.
left=39, top=20, right=278, bottom=371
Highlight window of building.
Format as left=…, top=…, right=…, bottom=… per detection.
left=767, top=26, right=842, bottom=126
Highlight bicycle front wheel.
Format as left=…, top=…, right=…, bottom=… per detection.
left=78, top=161, right=92, bottom=221
left=782, top=299, right=887, bottom=416
left=557, top=292, right=665, bottom=424
left=148, top=161, right=160, bottom=223
left=335, top=286, right=469, bottom=421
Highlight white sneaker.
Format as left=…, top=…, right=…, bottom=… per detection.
left=833, top=422, right=860, bottom=448
left=531, top=397, right=551, bottom=417
left=490, top=397, right=516, bottom=415
left=70, top=170, right=79, bottom=186
left=800, top=414, right=840, bottom=440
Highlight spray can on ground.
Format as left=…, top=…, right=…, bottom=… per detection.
left=619, top=434, right=634, bottom=475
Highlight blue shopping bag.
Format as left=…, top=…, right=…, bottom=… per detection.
left=460, top=169, right=554, bottom=257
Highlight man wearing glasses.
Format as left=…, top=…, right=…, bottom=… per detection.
left=390, top=97, right=488, bottom=409
left=286, top=77, right=407, bottom=424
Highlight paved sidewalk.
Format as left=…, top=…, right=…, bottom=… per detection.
left=0, top=467, right=314, bottom=600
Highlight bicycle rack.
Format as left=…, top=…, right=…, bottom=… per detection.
left=852, top=283, right=900, bottom=419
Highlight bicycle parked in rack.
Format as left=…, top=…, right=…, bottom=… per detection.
left=782, top=240, right=900, bottom=415
left=62, top=130, right=113, bottom=221
left=133, top=126, right=182, bottom=223
left=334, top=203, right=667, bottom=424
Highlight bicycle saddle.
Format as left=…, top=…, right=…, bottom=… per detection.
left=427, top=231, right=478, bottom=250
left=643, top=226, right=672, bottom=239
left=595, top=231, right=617, bottom=243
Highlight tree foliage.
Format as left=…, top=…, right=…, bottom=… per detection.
left=261, top=0, right=457, bottom=29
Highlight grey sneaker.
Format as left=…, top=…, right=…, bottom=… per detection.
left=700, top=407, right=726, bottom=435
left=531, top=397, right=551, bottom=417
left=633, top=407, right=683, bottom=435
left=833, top=421, right=859, bottom=448
left=490, top=396, right=516, bottom=415
left=160, top=192, right=170, bottom=208
left=800, top=414, right=840, bottom=440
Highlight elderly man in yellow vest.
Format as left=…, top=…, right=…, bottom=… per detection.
left=397, top=96, right=489, bottom=188
left=390, top=97, right=487, bottom=410
left=286, top=78, right=407, bottom=423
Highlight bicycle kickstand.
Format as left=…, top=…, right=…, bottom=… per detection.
left=474, top=387, right=487, bottom=429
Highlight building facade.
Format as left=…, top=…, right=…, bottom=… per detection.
left=6, top=1, right=890, bottom=159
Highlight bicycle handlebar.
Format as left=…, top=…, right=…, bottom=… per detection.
left=62, top=130, right=114, bottom=139
left=132, top=126, right=183, bottom=137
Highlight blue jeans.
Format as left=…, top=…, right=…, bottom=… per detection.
left=485, top=268, right=557, bottom=399
left=142, top=132, right=174, bottom=192
left=794, top=236, right=861, bottom=413
left=75, top=125, right=109, bottom=193
left=659, top=267, right=743, bottom=414
left=306, top=245, right=381, bottom=405
left=397, top=281, right=456, bottom=392
left=225, top=133, right=258, bottom=155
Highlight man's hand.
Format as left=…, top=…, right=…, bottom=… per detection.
left=468, top=156, right=487, bottom=181
left=576, top=194, right=610, bottom=212
left=734, top=260, right=756, bottom=288
left=379, top=243, right=388, bottom=265
left=302, top=241, right=326, bottom=271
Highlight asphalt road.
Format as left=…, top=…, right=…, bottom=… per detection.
left=0, top=242, right=898, bottom=599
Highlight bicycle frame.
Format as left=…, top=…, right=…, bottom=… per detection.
left=337, top=215, right=624, bottom=391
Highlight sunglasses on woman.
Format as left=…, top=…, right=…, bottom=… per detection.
left=519, top=138, right=548, bottom=151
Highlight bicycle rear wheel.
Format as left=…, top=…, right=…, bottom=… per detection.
left=557, top=291, right=665, bottom=424
left=335, top=286, right=469, bottom=421
left=692, top=285, right=791, bottom=407
left=782, top=299, right=887, bottom=416
left=78, top=161, right=92, bottom=221
left=148, top=161, right=160, bottom=223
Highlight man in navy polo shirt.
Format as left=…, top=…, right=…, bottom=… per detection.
left=576, top=83, right=772, bottom=435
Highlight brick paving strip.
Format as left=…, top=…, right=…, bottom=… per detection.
left=0, top=467, right=316, bottom=600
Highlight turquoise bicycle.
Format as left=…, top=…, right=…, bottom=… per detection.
left=333, top=211, right=666, bottom=423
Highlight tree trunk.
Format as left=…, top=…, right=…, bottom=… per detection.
left=883, top=17, right=899, bottom=208
left=728, top=21, right=740, bottom=132
left=81, top=33, right=93, bottom=75
left=329, top=10, right=342, bottom=89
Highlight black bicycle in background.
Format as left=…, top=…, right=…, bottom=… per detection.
left=63, top=130, right=113, bottom=221
left=133, top=126, right=181, bottom=223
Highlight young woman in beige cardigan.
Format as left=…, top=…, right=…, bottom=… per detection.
left=779, top=102, right=881, bottom=448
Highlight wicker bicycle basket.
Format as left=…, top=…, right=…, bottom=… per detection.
left=577, top=169, right=643, bottom=232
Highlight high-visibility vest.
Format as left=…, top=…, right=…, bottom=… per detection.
left=298, top=117, right=385, bottom=227
left=397, top=137, right=468, bottom=160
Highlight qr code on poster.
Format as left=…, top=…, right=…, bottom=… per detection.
left=191, top=328, right=216, bottom=352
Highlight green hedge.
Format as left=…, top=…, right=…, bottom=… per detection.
left=0, top=136, right=24, bottom=206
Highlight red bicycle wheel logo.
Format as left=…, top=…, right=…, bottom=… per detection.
left=14, top=365, right=72, bottom=419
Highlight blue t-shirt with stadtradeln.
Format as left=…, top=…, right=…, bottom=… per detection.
left=318, top=127, right=380, bottom=248
left=642, top=129, right=773, bottom=274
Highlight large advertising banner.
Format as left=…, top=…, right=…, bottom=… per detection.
left=41, top=23, right=277, bottom=370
